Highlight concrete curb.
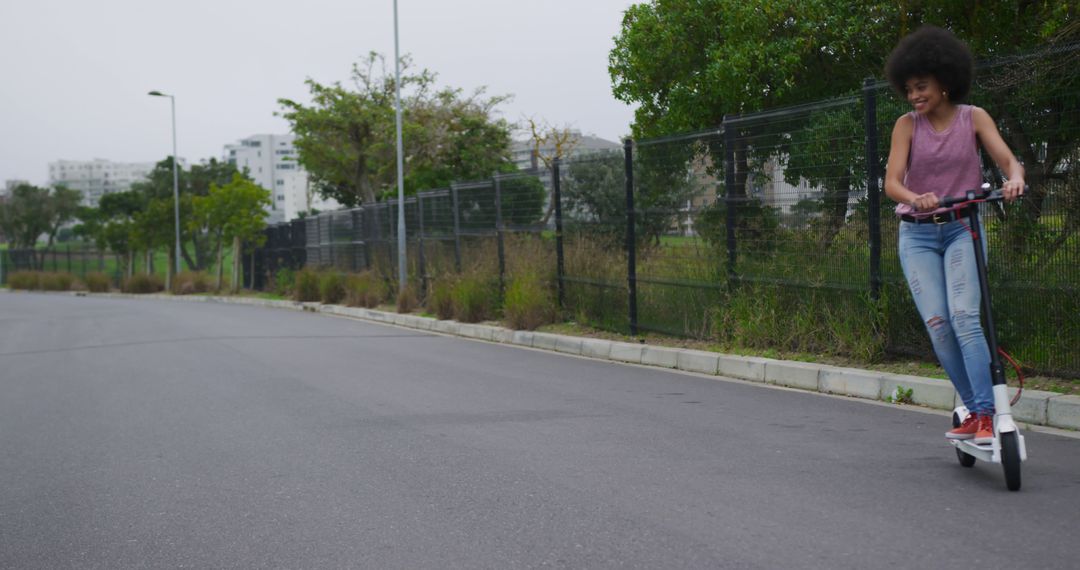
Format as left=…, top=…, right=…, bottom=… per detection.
left=60, top=290, right=1077, bottom=432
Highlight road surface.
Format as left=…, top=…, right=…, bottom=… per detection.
left=2, top=292, right=1078, bottom=568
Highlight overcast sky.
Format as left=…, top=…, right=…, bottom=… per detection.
left=0, top=0, right=639, bottom=186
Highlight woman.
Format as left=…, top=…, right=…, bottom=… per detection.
left=884, top=25, right=1024, bottom=444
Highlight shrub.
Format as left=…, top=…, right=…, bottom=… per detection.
left=7, top=271, right=40, bottom=290
left=451, top=273, right=499, bottom=323
left=83, top=272, right=111, bottom=293
left=345, top=271, right=385, bottom=308
left=319, top=271, right=346, bottom=304
left=39, top=272, right=75, bottom=291
left=427, top=277, right=456, bottom=320
left=123, top=273, right=165, bottom=294
left=273, top=268, right=295, bottom=296
left=172, top=271, right=211, bottom=295
left=503, top=274, right=556, bottom=330
left=294, top=268, right=321, bottom=302
left=396, top=285, right=418, bottom=313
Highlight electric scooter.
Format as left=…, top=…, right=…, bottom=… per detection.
left=940, top=183, right=1027, bottom=492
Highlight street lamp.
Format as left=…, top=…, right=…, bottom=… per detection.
left=393, top=0, right=407, bottom=295
left=148, top=90, right=182, bottom=277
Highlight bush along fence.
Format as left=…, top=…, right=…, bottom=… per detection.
left=1, top=244, right=126, bottom=288
left=252, top=44, right=1080, bottom=379
left=1, top=243, right=253, bottom=294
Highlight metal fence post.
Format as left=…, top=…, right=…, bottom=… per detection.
left=417, top=192, right=427, bottom=296
left=623, top=139, right=638, bottom=336
left=451, top=183, right=462, bottom=273
left=723, top=116, right=738, bottom=285
left=863, top=77, right=883, bottom=301
left=494, top=174, right=506, bottom=293
left=552, top=159, right=565, bottom=310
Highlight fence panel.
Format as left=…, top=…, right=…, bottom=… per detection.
left=249, top=42, right=1080, bottom=377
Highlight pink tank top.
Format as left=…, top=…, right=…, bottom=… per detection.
left=895, top=104, right=984, bottom=217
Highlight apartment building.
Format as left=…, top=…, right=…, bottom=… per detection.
left=223, top=134, right=339, bottom=224
left=47, top=160, right=161, bottom=206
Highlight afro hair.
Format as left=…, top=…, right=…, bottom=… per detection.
left=885, top=25, right=974, bottom=103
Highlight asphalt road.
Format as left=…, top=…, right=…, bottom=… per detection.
left=2, top=292, right=1079, bottom=569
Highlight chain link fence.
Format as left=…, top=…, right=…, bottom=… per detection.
left=253, top=43, right=1080, bottom=378
left=1, top=244, right=125, bottom=287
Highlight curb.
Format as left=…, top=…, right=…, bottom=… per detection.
left=42, top=290, right=1079, bottom=432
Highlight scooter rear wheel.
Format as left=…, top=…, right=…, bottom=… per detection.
left=1001, top=431, right=1022, bottom=491
left=952, top=412, right=976, bottom=468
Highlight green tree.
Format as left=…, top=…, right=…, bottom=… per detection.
left=193, top=173, right=271, bottom=291
left=0, top=183, right=81, bottom=267
left=609, top=1, right=1078, bottom=250
left=132, top=197, right=181, bottom=281
left=95, top=190, right=144, bottom=276
left=0, top=184, right=52, bottom=252
left=132, top=157, right=245, bottom=271
left=562, top=148, right=694, bottom=246
left=279, top=52, right=513, bottom=207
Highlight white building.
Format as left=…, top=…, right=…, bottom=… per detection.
left=511, top=131, right=622, bottom=202
left=47, top=160, right=162, bottom=206
left=223, top=134, right=339, bottom=224
left=511, top=131, right=622, bottom=172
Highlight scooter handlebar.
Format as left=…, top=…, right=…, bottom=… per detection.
left=939, top=184, right=1029, bottom=208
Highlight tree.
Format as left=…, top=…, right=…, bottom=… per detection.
left=0, top=183, right=82, bottom=268
left=132, top=197, right=180, bottom=282
left=610, top=1, right=892, bottom=139
left=609, top=1, right=1078, bottom=249
left=0, top=184, right=52, bottom=251
left=193, top=173, right=271, bottom=291
left=279, top=52, right=514, bottom=207
left=132, top=157, right=245, bottom=271
left=524, top=118, right=582, bottom=225
left=562, top=147, right=695, bottom=246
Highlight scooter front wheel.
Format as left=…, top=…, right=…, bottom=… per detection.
left=1001, top=431, right=1022, bottom=491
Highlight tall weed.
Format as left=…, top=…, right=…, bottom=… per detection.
left=274, top=268, right=296, bottom=296
left=428, top=277, right=456, bottom=320
left=123, top=274, right=164, bottom=294
left=83, top=272, right=112, bottom=293
left=345, top=271, right=386, bottom=308
left=294, top=269, right=321, bottom=302
left=172, top=271, right=211, bottom=295
left=8, top=271, right=40, bottom=290
left=39, top=272, right=75, bottom=291
left=451, top=273, right=499, bottom=323
left=396, top=285, right=419, bottom=313
left=503, top=273, right=556, bottom=330
left=319, top=272, right=346, bottom=304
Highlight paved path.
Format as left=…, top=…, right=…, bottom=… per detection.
left=2, top=292, right=1079, bottom=569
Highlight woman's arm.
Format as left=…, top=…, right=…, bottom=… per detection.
left=884, top=114, right=937, bottom=211
left=972, top=106, right=1025, bottom=201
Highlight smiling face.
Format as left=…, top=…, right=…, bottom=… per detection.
left=904, top=75, right=947, bottom=114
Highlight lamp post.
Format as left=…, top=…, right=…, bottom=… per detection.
left=393, top=0, right=407, bottom=295
left=148, top=90, right=182, bottom=277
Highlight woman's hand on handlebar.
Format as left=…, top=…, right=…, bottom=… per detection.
left=910, top=193, right=940, bottom=212
left=1002, top=178, right=1025, bottom=203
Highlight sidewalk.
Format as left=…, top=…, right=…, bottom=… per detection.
left=35, top=289, right=1080, bottom=433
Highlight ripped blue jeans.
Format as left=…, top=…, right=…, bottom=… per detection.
left=898, top=218, right=994, bottom=415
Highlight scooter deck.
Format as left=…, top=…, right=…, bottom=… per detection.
left=950, top=433, right=1027, bottom=464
